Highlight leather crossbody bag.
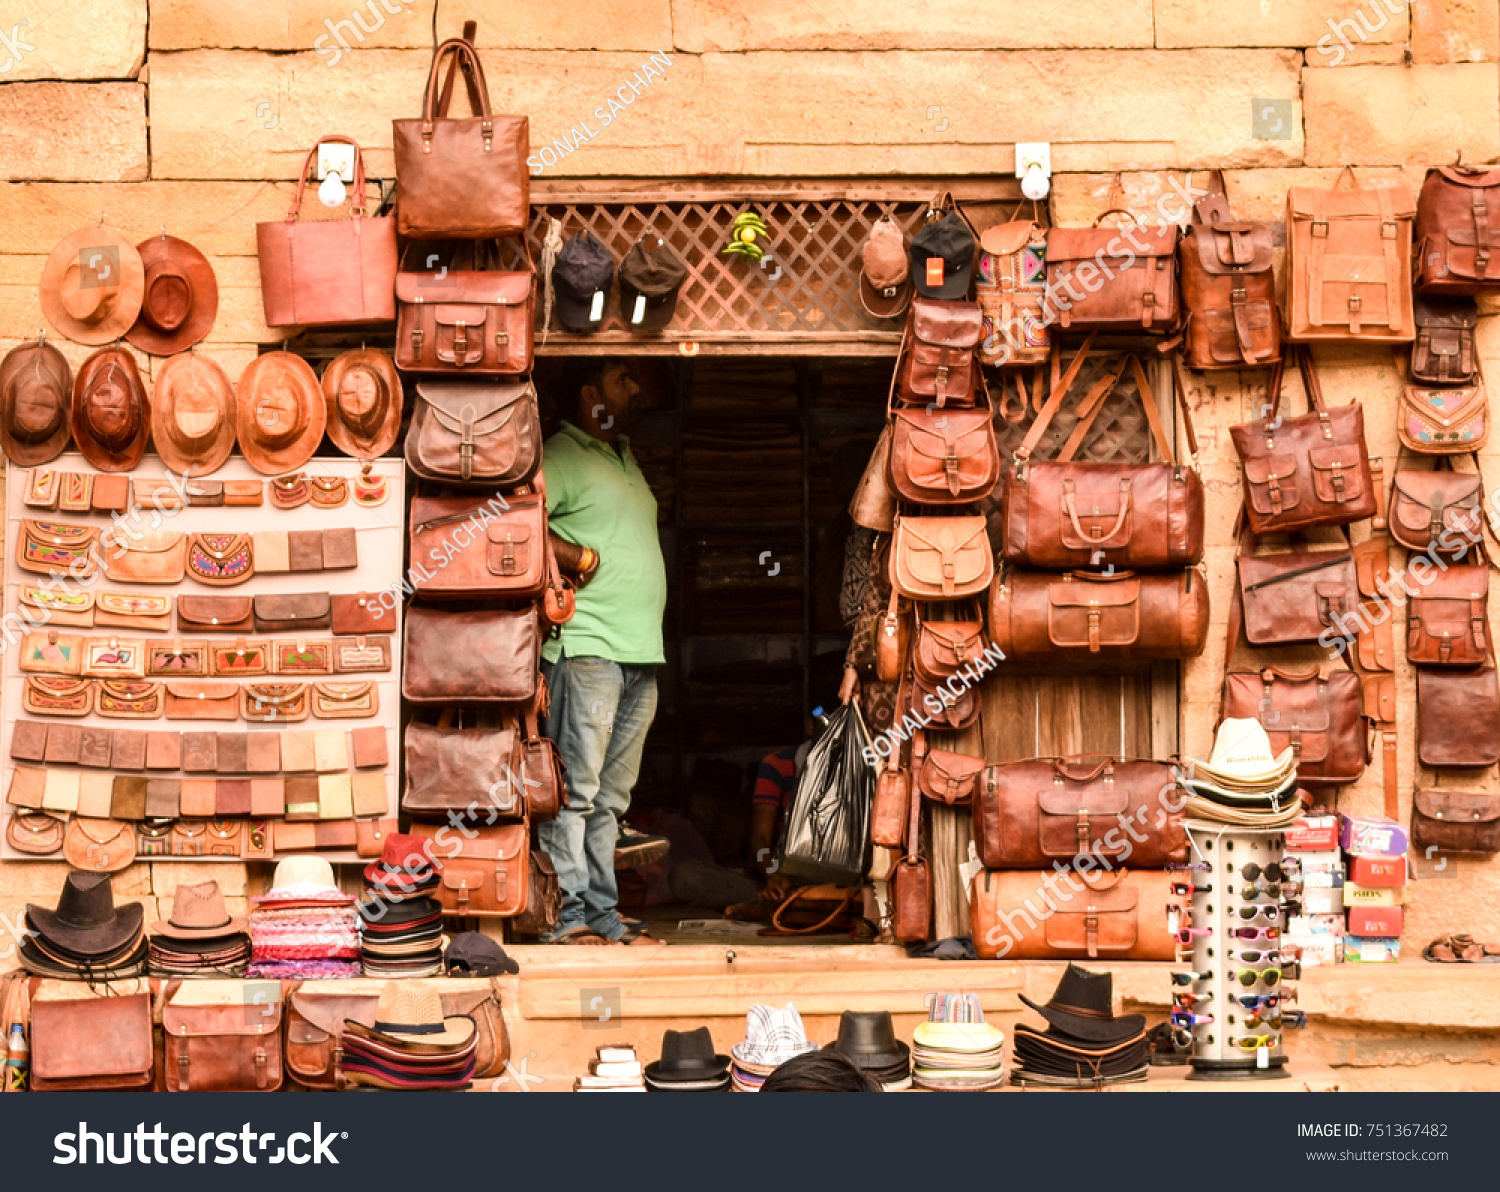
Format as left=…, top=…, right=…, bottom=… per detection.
left=520, top=707, right=566, bottom=822
left=1221, top=666, right=1368, bottom=788
left=1045, top=209, right=1179, bottom=333
left=394, top=240, right=534, bottom=375
left=886, top=377, right=999, bottom=505
left=1407, top=563, right=1490, bottom=666
left=971, top=867, right=1176, bottom=960
left=1398, top=370, right=1488, bottom=454
left=162, top=982, right=283, bottom=1092
left=409, top=489, right=547, bottom=599
left=890, top=755, right=930, bottom=944
left=870, top=747, right=910, bottom=849
left=403, top=606, right=539, bottom=705
left=910, top=600, right=985, bottom=687
left=874, top=589, right=908, bottom=683
left=890, top=514, right=994, bottom=600
left=1232, top=518, right=1356, bottom=647
left=30, top=992, right=154, bottom=1091
left=1412, top=295, right=1479, bottom=383
left=410, top=820, right=530, bottom=917
left=1411, top=789, right=1500, bottom=855
left=511, top=851, right=563, bottom=936
left=1177, top=173, right=1280, bottom=368
left=896, top=298, right=983, bottom=408
left=1415, top=165, right=1500, bottom=294
left=1388, top=462, right=1486, bottom=556
left=405, top=380, right=541, bottom=488
left=1418, top=663, right=1500, bottom=768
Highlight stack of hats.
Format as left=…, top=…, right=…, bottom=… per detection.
left=148, top=880, right=249, bottom=976
left=912, top=992, right=1006, bottom=1091
left=1011, top=964, right=1150, bottom=1088
left=826, top=1011, right=912, bottom=1091
left=359, top=834, right=443, bottom=978
left=644, top=1027, right=731, bottom=1092
left=247, top=857, right=360, bottom=980
left=1178, top=719, right=1303, bottom=828
left=340, top=983, right=478, bottom=1091
left=574, top=1043, right=646, bottom=1092
left=21, top=871, right=147, bottom=980
left=729, top=1004, right=819, bottom=1092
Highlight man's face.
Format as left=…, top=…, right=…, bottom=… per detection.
left=586, top=362, right=641, bottom=433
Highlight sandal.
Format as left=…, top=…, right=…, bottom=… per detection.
left=550, top=924, right=611, bottom=946
left=1423, top=933, right=1500, bottom=962
left=616, top=926, right=666, bottom=947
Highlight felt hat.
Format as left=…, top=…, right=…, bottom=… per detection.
left=26, top=871, right=144, bottom=956
left=150, top=879, right=247, bottom=940
left=70, top=345, right=150, bottom=472
left=1017, top=963, right=1146, bottom=1045
left=125, top=234, right=218, bottom=355
left=860, top=214, right=913, bottom=319
left=39, top=224, right=146, bottom=345
left=322, top=346, right=401, bottom=461
left=826, top=1010, right=911, bottom=1072
left=618, top=237, right=688, bottom=332
left=644, top=1027, right=731, bottom=1084
left=150, top=352, right=236, bottom=476
left=235, top=351, right=326, bottom=475
left=0, top=336, right=73, bottom=466
left=371, top=982, right=477, bottom=1049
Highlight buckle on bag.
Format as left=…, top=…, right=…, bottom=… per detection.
left=453, top=321, right=469, bottom=358
left=1077, top=811, right=1090, bottom=851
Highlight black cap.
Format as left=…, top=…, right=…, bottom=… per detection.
left=618, top=238, right=688, bottom=332
left=552, top=232, right=616, bottom=333
left=445, top=931, right=520, bottom=976
left=911, top=211, right=976, bottom=300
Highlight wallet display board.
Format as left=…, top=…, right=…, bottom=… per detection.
left=2, top=454, right=404, bottom=862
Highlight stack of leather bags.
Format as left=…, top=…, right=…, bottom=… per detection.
left=911, top=992, right=1005, bottom=1091
left=339, top=983, right=478, bottom=1091
left=247, top=857, right=361, bottom=980
left=1010, top=965, right=1149, bottom=1088
left=21, top=871, right=147, bottom=980
left=1178, top=718, right=1303, bottom=828
left=148, top=880, right=250, bottom=977
left=359, top=833, right=444, bottom=978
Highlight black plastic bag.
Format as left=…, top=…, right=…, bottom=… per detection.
left=778, top=703, right=874, bottom=885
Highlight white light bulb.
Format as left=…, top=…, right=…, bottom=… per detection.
left=318, top=172, right=347, bottom=208
left=1021, top=163, right=1050, bottom=202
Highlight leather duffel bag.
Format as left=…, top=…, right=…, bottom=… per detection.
left=405, top=380, right=541, bottom=488
left=1045, top=210, right=1179, bottom=333
left=1417, top=664, right=1500, bottom=768
left=1388, top=465, right=1485, bottom=556
left=30, top=990, right=154, bottom=1091
left=394, top=242, right=534, bottom=375
left=891, top=514, right=994, bottom=601
left=404, top=718, right=526, bottom=818
left=1177, top=174, right=1280, bottom=369
left=1221, top=666, right=1368, bottom=788
left=970, top=756, right=1187, bottom=870
left=409, top=490, right=547, bottom=600
left=1412, top=295, right=1479, bottom=383
left=1407, top=563, right=1490, bottom=667
left=1002, top=347, right=1204, bottom=570
left=402, top=606, right=539, bottom=706
left=410, top=822, right=530, bottom=917
left=988, top=567, right=1209, bottom=662
left=971, top=867, right=1176, bottom=961
left=896, top=298, right=982, bottom=408
left=162, top=981, right=283, bottom=1092
left=1412, top=789, right=1500, bottom=855
left=1415, top=165, right=1500, bottom=294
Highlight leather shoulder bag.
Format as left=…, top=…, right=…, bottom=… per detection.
left=971, top=867, right=1176, bottom=961
left=406, top=380, right=541, bottom=488
left=1220, top=665, right=1368, bottom=788
left=511, top=851, right=563, bottom=936
left=890, top=754, right=930, bottom=944
left=870, top=743, right=910, bottom=849
left=1398, top=361, right=1488, bottom=455
left=886, top=375, right=999, bottom=506
left=1411, top=789, right=1500, bottom=855
left=394, top=240, right=535, bottom=375
left=1177, top=173, right=1280, bottom=368
left=891, top=514, right=994, bottom=600
left=1415, top=165, right=1500, bottom=294
left=162, top=981, right=283, bottom=1092
left=30, top=990, right=154, bottom=1091
left=519, top=706, right=566, bottom=822
left=896, top=297, right=983, bottom=408
left=910, top=599, right=985, bottom=687
left=1407, top=561, right=1490, bottom=667
left=402, top=606, right=539, bottom=705
left=409, top=489, right=547, bottom=599
left=410, top=820, right=530, bottom=917
left=1044, top=209, right=1179, bottom=333
left=1412, top=295, right=1479, bottom=383
left=1231, top=516, right=1356, bottom=647
left=404, top=716, right=526, bottom=818
left=1388, top=460, right=1486, bottom=556
left=1418, top=660, right=1500, bottom=768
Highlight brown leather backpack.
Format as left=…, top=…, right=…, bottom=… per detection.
left=1220, top=666, right=1368, bottom=788
left=1045, top=210, right=1179, bottom=333
left=1412, top=295, right=1479, bottom=383
left=1178, top=173, right=1280, bottom=368
left=1415, top=166, right=1500, bottom=294
left=896, top=298, right=983, bottom=408
left=1407, top=563, right=1490, bottom=667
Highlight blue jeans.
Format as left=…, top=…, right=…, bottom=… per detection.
left=538, top=653, right=659, bottom=941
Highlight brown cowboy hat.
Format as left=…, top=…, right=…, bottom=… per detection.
left=151, top=352, right=236, bottom=476
left=39, top=225, right=146, bottom=346
left=0, top=336, right=73, bottom=466
left=126, top=234, right=219, bottom=355
left=235, top=350, right=327, bottom=475
left=71, top=345, right=150, bottom=472
left=149, top=879, right=246, bottom=940
left=322, top=346, right=401, bottom=460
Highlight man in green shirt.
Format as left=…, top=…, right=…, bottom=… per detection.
left=540, top=361, right=668, bottom=945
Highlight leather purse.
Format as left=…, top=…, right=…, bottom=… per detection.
left=904, top=659, right=981, bottom=732
left=1178, top=177, right=1280, bottom=368
left=97, top=591, right=172, bottom=631
left=520, top=708, right=566, bottom=822
left=1286, top=169, right=1415, bottom=341
left=185, top=533, right=254, bottom=586
left=916, top=744, right=984, bottom=806
left=890, top=766, right=930, bottom=943
left=873, top=590, right=907, bottom=683
left=406, top=380, right=541, bottom=488
left=392, top=38, right=530, bottom=239
left=1412, top=295, right=1479, bottom=383
left=330, top=593, right=394, bottom=636
left=83, top=637, right=146, bottom=679
left=1399, top=376, right=1488, bottom=454
left=29, top=994, right=153, bottom=1091
left=409, top=490, right=547, bottom=598
left=20, top=584, right=94, bottom=627
left=170, top=820, right=207, bottom=856
left=886, top=386, right=999, bottom=505
left=971, top=867, right=1177, bottom=960
left=7, top=810, right=63, bottom=855
left=16, top=520, right=98, bottom=577
left=253, top=593, right=332, bottom=634
left=209, top=640, right=269, bottom=677
left=271, top=640, right=333, bottom=675
left=1417, top=664, right=1500, bottom=768
left=1230, top=348, right=1376, bottom=533
left=976, top=218, right=1050, bottom=366
left=1002, top=349, right=1204, bottom=570
left=256, top=135, right=397, bottom=327
left=178, top=594, right=254, bottom=633
left=988, top=567, right=1209, bottom=662
left=910, top=600, right=985, bottom=686
left=1412, top=789, right=1500, bottom=855
left=18, top=630, right=83, bottom=675
left=512, top=851, right=563, bottom=937
left=1415, top=165, right=1500, bottom=294
left=890, top=514, right=994, bottom=600
left=100, top=529, right=186, bottom=584
left=1221, top=666, right=1368, bottom=788
left=404, top=719, right=526, bottom=817
left=971, top=756, right=1188, bottom=870
left=1407, top=563, right=1489, bottom=666
left=147, top=640, right=209, bottom=677
left=1389, top=465, right=1485, bottom=555
left=410, top=821, right=530, bottom=917
left=24, top=674, right=93, bottom=717
left=395, top=241, right=535, bottom=375
left=403, top=606, right=539, bottom=705
left=896, top=298, right=983, bottom=408
left=242, top=681, right=310, bottom=723
left=334, top=636, right=392, bottom=673
left=355, top=816, right=399, bottom=857
left=870, top=759, right=910, bottom=848
left=63, top=817, right=136, bottom=871
left=163, top=986, right=284, bottom=1092
left=95, top=679, right=164, bottom=719
left=164, top=681, right=240, bottom=721
left=311, top=681, right=378, bottom=719
left=1045, top=211, right=1179, bottom=333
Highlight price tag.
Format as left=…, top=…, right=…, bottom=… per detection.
left=631, top=294, right=647, bottom=325
left=589, top=290, right=606, bottom=323
left=1256, top=1044, right=1270, bottom=1069
left=925, top=257, right=945, bottom=288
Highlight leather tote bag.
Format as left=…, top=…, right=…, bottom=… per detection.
left=402, top=606, right=539, bottom=705
left=393, top=38, right=530, bottom=239
left=394, top=241, right=535, bottom=375
left=1002, top=345, right=1204, bottom=570
left=1230, top=347, right=1375, bottom=534
left=1221, top=666, right=1367, bottom=788
left=1045, top=210, right=1179, bottom=333
left=1415, top=166, right=1500, bottom=295
left=1178, top=173, right=1280, bottom=369
left=971, top=867, right=1176, bottom=961
left=1417, top=663, right=1500, bottom=768
left=256, top=135, right=397, bottom=328
left=896, top=297, right=983, bottom=408
left=406, top=380, right=541, bottom=487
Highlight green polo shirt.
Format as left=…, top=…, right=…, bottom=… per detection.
left=541, top=421, right=667, bottom=665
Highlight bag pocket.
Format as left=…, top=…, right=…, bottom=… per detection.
left=1242, top=453, right=1301, bottom=518
left=1046, top=578, right=1141, bottom=652
left=1308, top=443, right=1367, bottom=505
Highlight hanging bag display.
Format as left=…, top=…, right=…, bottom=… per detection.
left=1044, top=207, right=1179, bottom=333
left=394, top=240, right=535, bottom=375
left=1177, top=171, right=1280, bottom=369
left=1414, top=165, right=1500, bottom=294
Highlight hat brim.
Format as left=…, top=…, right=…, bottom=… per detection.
left=322, top=348, right=402, bottom=461
left=69, top=346, right=150, bottom=472
left=364, top=1014, right=477, bottom=1051
left=1017, top=993, right=1146, bottom=1044
left=235, top=352, right=328, bottom=475
left=643, top=1056, right=731, bottom=1083
left=150, top=352, right=237, bottom=477
left=151, top=913, right=248, bottom=941
left=40, top=227, right=146, bottom=346
left=0, top=342, right=73, bottom=467
left=27, top=898, right=143, bottom=956
left=860, top=271, right=913, bottom=319
left=825, top=1038, right=911, bottom=1071
left=125, top=236, right=219, bottom=356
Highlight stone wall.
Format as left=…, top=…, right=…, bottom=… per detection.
left=1, top=1, right=1498, bottom=949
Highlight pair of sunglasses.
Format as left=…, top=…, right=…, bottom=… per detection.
left=1170, top=971, right=1210, bottom=986
left=1236, top=990, right=1297, bottom=1009
left=1230, top=926, right=1281, bottom=941
left=1170, top=1009, right=1213, bottom=1027
left=1247, top=1009, right=1307, bottom=1030
left=1236, top=967, right=1282, bottom=988
left=1231, top=1033, right=1281, bottom=1051
left=1241, top=862, right=1286, bottom=882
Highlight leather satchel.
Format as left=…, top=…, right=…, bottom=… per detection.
left=971, top=867, right=1176, bottom=960
left=886, top=394, right=999, bottom=505
left=910, top=601, right=985, bottom=686
left=1415, top=165, right=1500, bottom=294
left=406, top=380, right=541, bottom=487
left=395, top=242, right=534, bottom=375
left=896, top=298, right=983, bottom=408
left=256, top=135, right=397, bottom=327
left=971, top=756, right=1187, bottom=870
left=1177, top=175, right=1280, bottom=368
left=8, top=810, right=63, bottom=855
left=988, top=567, right=1209, bottom=662
left=404, top=719, right=526, bottom=817
left=101, top=528, right=186, bottom=584
left=1411, top=789, right=1500, bottom=855
left=410, top=821, right=530, bottom=917
left=1286, top=169, right=1416, bottom=341
left=392, top=38, right=530, bottom=239
left=1388, top=466, right=1485, bottom=556
left=1221, top=666, right=1367, bottom=788
left=870, top=760, right=909, bottom=848
left=520, top=708, right=565, bottom=822
left=1407, top=563, right=1490, bottom=666
left=916, top=745, right=984, bottom=806
left=1417, top=664, right=1500, bottom=767
left=1045, top=211, right=1179, bottom=333
left=890, top=764, right=929, bottom=943
left=890, top=515, right=994, bottom=600
left=163, top=985, right=284, bottom=1092
left=409, top=490, right=546, bottom=599
left=1002, top=348, right=1204, bottom=570
left=1235, top=524, right=1356, bottom=647
left=1412, top=295, right=1479, bottom=383
left=30, top=993, right=154, bottom=1091
left=1230, top=348, right=1375, bottom=533
left=403, top=606, right=539, bottom=705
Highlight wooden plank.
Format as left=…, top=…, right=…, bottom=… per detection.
left=532, top=176, right=1024, bottom=204
left=1077, top=674, right=1125, bottom=756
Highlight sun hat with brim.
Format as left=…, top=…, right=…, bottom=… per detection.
left=150, top=352, right=236, bottom=476
left=235, top=350, right=327, bottom=475
left=912, top=1020, right=1004, bottom=1053
left=827, top=1010, right=910, bottom=1071
left=150, top=879, right=247, bottom=940
left=26, top=871, right=145, bottom=956
left=322, top=347, right=401, bottom=461
left=126, top=234, right=218, bottom=356
left=1188, top=718, right=1296, bottom=785
left=1180, top=769, right=1299, bottom=806
left=644, top=1073, right=731, bottom=1092
left=1017, top=963, right=1146, bottom=1045
left=71, top=345, right=150, bottom=472
left=367, top=983, right=478, bottom=1049
left=730, top=1003, right=819, bottom=1068
left=0, top=338, right=72, bottom=466
left=40, top=225, right=146, bottom=346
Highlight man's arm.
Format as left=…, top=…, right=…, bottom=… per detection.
left=549, top=531, right=601, bottom=587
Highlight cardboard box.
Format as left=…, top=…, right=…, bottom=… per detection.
left=1345, top=936, right=1401, bottom=963
left=1293, top=849, right=1344, bottom=877
left=1289, top=913, right=1346, bottom=936
left=1287, top=815, right=1340, bottom=852
left=1301, top=886, right=1344, bottom=915
left=1302, top=869, right=1345, bottom=889
left=1348, top=855, right=1407, bottom=887
left=1347, top=906, right=1403, bottom=937
left=1343, top=882, right=1401, bottom=907
left=1285, top=934, right=1343, bottom=966
left=1339, top=814, right=1408, bottom=857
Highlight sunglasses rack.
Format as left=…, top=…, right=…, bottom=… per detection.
left=1180, top=822, right=1292, bottom=1081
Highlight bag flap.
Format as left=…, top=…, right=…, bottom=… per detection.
left=899, top=516, right=989, bottom=554
left=1413, top=788, right=1500, bottom=824
left=1391, top=471, right=1481, bottom=512
left=288, top=991, right=378, bottom=1041
left=21, top=587, right=95, bottom=614
left=1405, top=385, right=1487, bottom=427
left=1412, top=565, right=1488, bottom=601
left=1192, top=223, right=1274, bottom=273
left=1436, top=167, right=1500, bottom=189
left=415, top=381, right=532, bottom=427
left=253, top=593, right=332, bottom=621
left=23, top=520, right=95, bottom=546
left=979, top=221, right=1040, bottom=257
left=1242, top=453, right=1298, bottom=485
left=1289, top=183, right=1416, bottom=220
left=910, top=299, right=982, bottom=348
left=1308, top=443, right=1364, bottom=472
left=164, top=680, right=238, bottom=700
left=441, top=825, right=527, bottom=863
left=486, top=522, right=533, bottom=544
left=1048, top=884, right=1137, bottom=914
left=32, top=994, right=152, bottom=1079
left=1048, top=224, right=1175, bottom=261
left=107, top=529, right=182, bottom=555
left=1415, top=296, right=1479, bottom=329
left=164, top=1001, right=281, bottom=1038
left=178, top=595, right=252, bottom=623
left=315, top=680, right=373, bottom=702
left=1048, top=577, right=1140, bottom=608
left=395, top=270, right=531, bottom=305
left=1036, top=785, right=1130, bottom=816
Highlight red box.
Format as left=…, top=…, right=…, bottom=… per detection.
left=1286, top=814, right=1339, bottom=852
left=1347, top=906, right=1403, bottom=937
left=1348, top=856, right=1407, bottom=887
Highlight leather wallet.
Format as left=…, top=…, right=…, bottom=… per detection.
left=111, top=729, right=147, bottom=770
left=284, top=775, right=321, bottom=820
left=250, top=777, right=285, bottom=817
left=243, top=820, right=274, bottom=859
left=23, top=469, right=57, bottom=509
left=7, top=766, right=45, bottom=809
left=245, top=732, right=281, bottom=773
left=145, top=731, right=182, bottom=770
left=331, top=593, right=393, bottom=636
left=11, top=720, right=48, bottom=762
left=163, top=681, right=239, bottom=721
left=355, top=817, right=399, bottom=857
left=145, top=778, right=181, bottom=819
left=111, top=775, right=148, bottom=820
left=210, top=640, right=268, bottom=676
left=318, top=772, right=354, bottom=820
left=177, top=594, right=254, bottom=633
left=216, top=779, right=252, bottom=817
left=78, top=772, right=115, bottom=818
left=43, top=724, right=81, bottom=765
left=288, top=530, right=323, bottom=572
left=280, top=731, right=316, bottom=772
left=252, top=531, right=290, bottom=573
left=254, top=593, right=332, bottom=634
left=185, top=479, right=224, bottom=506
left=59, top=472, right=92, bottom=512
left=273, top=821, right=318, bottom=851
left=333, top=636, right=392, bottom=673
left=216, top=733, right=248, bottom=773
left=315, top=821, right=357, bottom=849
left=90, top=473, right=130, bottom=514
left=181, top=732, right=218, bottom=773
left=179, top=778, right=217, bottom=818
left=352, top=769, right=388, bottom=817
left=78, top=725, right=114, bottom=769
left=314, top=729, right=349, bottom=772
left=225, top=480, right=263, bottom=507
left=43, top=770, right=81, bottom=813
left=96, top=592, right=172, bottom=632
left=350, top=726, right=389, bottom=769
left=321, top=527, right=358, bottom=570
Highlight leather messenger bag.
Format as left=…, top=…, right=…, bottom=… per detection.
left=406, top=380, right=541, bottom=488
left=970, top=756, right=1188, bottom=870
left=409, top=490, right=547, bottom=599
left=971, top=867, right=1176, bottom=961
left=29, top=989, right=154, bottom=1091
left=1221, top=666, right=1367, bottom=788
left=410, top=821, right=530, bottom=917
left=1177, top=173, right=1280, bottom=369
left=404, top=718, right=526, bottom=818
left=1002, top=344, right=1204, bottom=570
left=394, top=240, right=534, bottom=375
left=403, top=606, right=539, bottom=705
left=1388, top=464, right=1485, bottom=556
left=1407, top=563, right=1490, bottom=667
left=1232, top=517, right=1357, bottom=647
left=161, top=980, right=283, bottom=1092
left=886, top=380, right=999, bottom=505
left=1045, top=210, right=1179, bottom=333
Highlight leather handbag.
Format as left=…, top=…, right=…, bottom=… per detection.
left=1412, top=295, right=1479, bottom=382
left=1415, top=165, right=1500, bottom=294
left=395, top=242, right=534, bottom=375
left=392, top=38, right=529, bottom=239
left=410, top=821, right=530, bottom=917
left=8, top=810, right=63, bottom=855
left=403, top=606, right=539, bottom=705
left=1045, top=210, right=1179, bottom=333
left=178, top=594, right=254, bottom=633
left=100, top=529, right=186, bottom=584
left=1418, top=664, right=1500, bottom=767
left=1399, top=376, right=1488, bottom=454
left=896, top=298, right=983, bottom=408
left=406, top=380, right=541, bottom=487
left=62, top=817, right=135, bottom=871
left=1286, top=169, right=1416, bottom=341
left=890, top=514, right=994, bottom=600
left=971, top=867, right=1176, bottom=960
left=520, top=708, right=565, bottom=822
left=1002, top=348, right=1204, bottom=570
left=512, top=851, right=563, bottom=936
left=1221, top=666, right=1368, bottom=788
left=1234, top=523, right=1356, bottom=647
left=30, top=993, right=153, bottom=1091
left=1177, top=174, right=1280, bottom=368
left=1412, top=789, right=1500, bottom=855
left=970, top=756, right=1188, bottom=870
left=886, top=389, right=999, bottom=505
left=1230, top=347, right=1376, bottom=533
left=404, top=719, right=526, bottom=817
left=870, top=760, right=909, bottom=848
left=409, top=490, right=546, bottom=599
left=988, top=567, right=1209, bottom=662
left=1407, top=563, right=1490, bottom=666
left=17, top=519, right=98, bottom=577
left=163, top=984, right=284, bottom=1092
left=253, top=593, right=332, bottom=634
left=255, top=135, right=397, bottom=327
left=976, top=217, right=1049, bottom=366
left=915, top=743, right=984, bottom=806
left=910, top=600, right=985, bottom=686
left=1389, top=464, right=1485, bottom=556
left=890, top=765, right=930, bottom=943
left=903, top=657, right=981, bottom=732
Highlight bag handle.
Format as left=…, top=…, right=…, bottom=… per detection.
left=435, top=21, right=483, bottom=118
left=769, top=885, right=858, bottom=935
left=285, top=135, right=370, bottom=221
left=1191, top=169, right=1232, bottom=226
left=1013, top=333, right=1098, bottom=463
left=1091, top=207, right=1141, bottom=229
left=422, top=39, right=494, bottom=125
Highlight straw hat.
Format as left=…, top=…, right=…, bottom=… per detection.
left=1187, top=718, right=1296, bottom=786
left=0, top=336, right=72, bottom=466
left=270, top=854, right=337, bottom=892
left=70, top=345, right=150, bottom=471
left=151, top=352, right=236, bottom=476
left=235, top=351, right=326, bottom=474
left=322, top=346, right=401, bottom=461
left=372, top=982, right=477, bottom=1049
left=39, top=225, right=146, bottom=345
left=125, top=234, right=218, bottom=355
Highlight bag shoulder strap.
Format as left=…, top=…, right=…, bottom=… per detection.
left=1059, top=355, right=1187, bottom=466
left=1014, top=332, right=1098, bottom=462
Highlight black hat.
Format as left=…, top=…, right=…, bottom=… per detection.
left=911, top=210, right=976, bottom=300
left=1011, top=1024, right=1149, bottom=1082
left=552, top=232, right=616, bottom=333
left=618, top=238, right=688, bottom=332
left=826, top=1011, right=911, bottom=1073
left=26, top=871, right=144, bottom=956
left=1018, top=963, right=1147, bottom=1044
left=445, top=932, right=520, bottom=976
left=644, top=1027, right=730, bottom=1084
